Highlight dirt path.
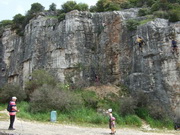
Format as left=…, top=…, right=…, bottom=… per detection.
left=0, top=118, right=179, bottom=135
left=0, top=111, right=179, bottom=135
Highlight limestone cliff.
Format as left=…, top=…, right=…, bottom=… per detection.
left=0, top=9, right=179, bottom=121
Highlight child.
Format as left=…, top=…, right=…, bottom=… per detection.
left=107, top=108, right=116, bottom=134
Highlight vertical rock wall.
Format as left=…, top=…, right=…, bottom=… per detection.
left=128, top=19, right=180, bottom=120
left=0, top=9, right=179, bottom=121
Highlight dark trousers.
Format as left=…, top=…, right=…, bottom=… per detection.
left=9, top=115, right=15, bottom=128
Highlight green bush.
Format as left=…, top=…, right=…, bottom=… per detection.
left=29, top=85, right=83, bottom=113
left=104, top=2, right=120, bottom=11
left=58, top=13, right=66, bottom=22
left=153, top=10, right=169, bottom=19
left=0, top=83, right=26, bottom=103
left=68, top=107, right=93, bottom=122
left=0, top=27, right=3, bottom=37
left=69, top=107, right=107, bottom=124
left=0, top=20, right=13, bottom=27
left=150, top=1, right=173, bottom=12
left=113, top=112, right=126, bottom=125
left=146, top=116, right=173, bottom=129
left=25, top=69, right=57, bottom=99
left=90, top=113, right=107, bottom=124
left=95, top=0, right=121, bottom=12
left=146, top=0, right=156, bottom=7
left=138, top=8, right=150, bottom=16
left=90, top=5, right=97, bottom=12
left=139, top=16, right=154, bottom=25
left=16, top=102, right=32, bottom=120
left=81, top=90, right=99, bottom=109
left=22, top=2, right=44, bottom=28
left=0, top=103, right=6, bottom=111
left=135, top=107, right=149, bottom=119
left=61, top=1, right=77, bottom=13
left=129, top=0, right=139, bottom=6
left=150, top=1, right=160, bottom=12
left=168, top=9, right=180, bottom=22
left=148, top=105, right=168, bottom=120
left=119, top=97, right=137, bottom=116
left=49, top=3, right=57, bottom=11
left=17, top=102, right=52, bottom=121
left=29, top=3, right=44, bottom=14
left=120, top=1, right=133, bottom=9
left=13, top=14, right=25, bottom=25
left=11, top=14, right=25, bottom=36
left=131, top=0, right=156, bottom=7
left=75, top=3, right=89, bottom=11
left=126, top=19, right=140, bottom=31
left=96, top=0, right=109, bottom=12
left=103, top=93, right=120, bottom=112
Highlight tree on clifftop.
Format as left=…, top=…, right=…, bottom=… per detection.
left=49, top=3, right=57, bottom=11
left=29, top=2, right=45, bottom=14
left=61, top=1, right=77, bottom=13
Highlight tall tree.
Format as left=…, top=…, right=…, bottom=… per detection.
left=75, top=3, right=89, bottom=11
left=29, top=3, right=44, bottom=14
left=61, top=1, right=77, bottom=13
left=49, top=3, right=57, bottom=11
left=13, top=14, right=25, bottom=25
left=96, top=0, right=110, bottom=12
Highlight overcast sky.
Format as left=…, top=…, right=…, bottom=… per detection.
left=0, top=0, right=97, bottom=21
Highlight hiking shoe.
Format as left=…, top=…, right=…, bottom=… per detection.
left=8, top=128, right=15, bottom=130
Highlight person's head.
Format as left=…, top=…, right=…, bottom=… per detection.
left=12, top=96, right=17, bottom=101
left=108, top=108, right=112, bottom=113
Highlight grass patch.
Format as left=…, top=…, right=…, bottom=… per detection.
left=66, top=108, right=107, bottom=124
left=146, top=116, right=174, bottom=130
left=0, top=104, right=6, bottom=111
left=45, top=16, right=58, bottom=19
left=124, top=115, right=142, bottom=127
left=17, top=102, right=50, bottom=121
left=140, top=18, right=154, bottom=25
left=136, top=107, right=174, bottom=130
left=0, top=101, right=174, bottom=130
left=126, top=19, right=140, bottom=31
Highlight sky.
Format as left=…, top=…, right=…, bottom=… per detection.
left=0, top=0, right=98, bottom=21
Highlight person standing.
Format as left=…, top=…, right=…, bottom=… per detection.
left=8, top=96, right=19, bottom=130
left=107, top=108, right=116, bottom=134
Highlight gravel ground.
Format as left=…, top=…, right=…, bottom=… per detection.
left=0, top=118, right=179, bottom=135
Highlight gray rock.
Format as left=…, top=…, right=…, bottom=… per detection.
left=0, top=10, right=179, bottom=122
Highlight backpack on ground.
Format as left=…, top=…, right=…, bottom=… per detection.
left=7, top=102, right=12, bottom=112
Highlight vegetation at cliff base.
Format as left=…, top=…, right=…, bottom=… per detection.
left=0, top=70, right=174, bottom=129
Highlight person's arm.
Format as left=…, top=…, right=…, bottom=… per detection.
left=11, top=103, right=19, bottom=112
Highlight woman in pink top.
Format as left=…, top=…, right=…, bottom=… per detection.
left=107, top=108, right=116, bottom=134
left=8, top=96, right=19, bottom=130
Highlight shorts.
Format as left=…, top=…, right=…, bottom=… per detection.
left=138, top=43, right=143, bottom=48
left=109, top=119, right=115, bottom=129
left=172, top=45, right=177, bottom=48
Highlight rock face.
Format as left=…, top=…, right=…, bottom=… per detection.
left=0, top=9, right=179, bottom=121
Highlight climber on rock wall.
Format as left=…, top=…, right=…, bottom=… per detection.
left=171, top=38, right=179, bottom=55
left=136, top=36, right=145, bottom=52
